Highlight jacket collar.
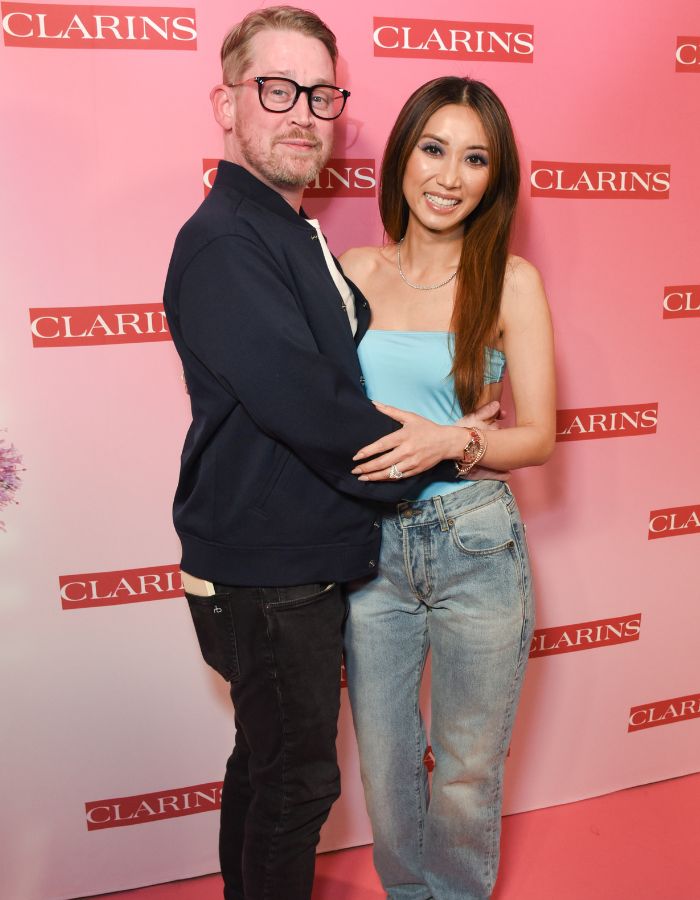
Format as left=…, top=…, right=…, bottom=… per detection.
left=213, top=160, right=312, bottom=229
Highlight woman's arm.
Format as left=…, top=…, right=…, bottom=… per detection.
left=474, top=257, right=555, bottom=469
left=351, top=258, right=555, bottom=480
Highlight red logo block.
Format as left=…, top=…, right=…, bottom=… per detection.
left=202, top=158, right=376, bottom=198
left=556, top=404, right=658, bottom=442
left=0, top=3, right=197, bottom=50
left=86, top=781, right=222, bottom=830
left=1, top=2, right=196, bottom=49
left=372, top=17, right=534, bottom=62
left=306, top=159, right=376, bottom=197
left=60, top=565, right=183, bottom=609
left=531, top=162, right=670, bottom=198
left=676, top=37, right=700, bottom=71
left=648, top=505, right=700, bottom=540
left=663, top=285, right=700, bottom=319
left=530, top=613, right=642, bottom=659
left=530, top=614, right=641, bottom=658
left=629, top=694, right=700, bottom=732
left=29, top=303, right=170, bottom=346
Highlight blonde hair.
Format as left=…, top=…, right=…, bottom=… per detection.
left=221, top=5, right=338, bottom=83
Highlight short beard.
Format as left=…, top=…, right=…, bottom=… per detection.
left=236, top=123, right=330, bottom=188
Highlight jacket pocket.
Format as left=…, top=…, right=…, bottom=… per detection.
left=252, top=445, right=292, bottom=513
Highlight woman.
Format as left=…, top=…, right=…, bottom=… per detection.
left=341, top=77, right=555, bottom=900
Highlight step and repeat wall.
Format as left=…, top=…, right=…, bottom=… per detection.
left=1, top=1, right=698, bottom=898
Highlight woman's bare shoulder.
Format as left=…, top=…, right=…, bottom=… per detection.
left=504, top=254, right=544, bottom=292
left=501, top=255, right=550, bottom=327
left=339, top=244, right=392, bottom=284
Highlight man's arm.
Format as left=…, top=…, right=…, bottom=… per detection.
left=174, top=233, right=449, bottom=502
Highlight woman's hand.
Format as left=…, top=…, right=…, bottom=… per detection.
left=351, top=400, right=501, bottom=481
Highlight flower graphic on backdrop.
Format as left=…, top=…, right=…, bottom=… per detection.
left=0, top=433, right=24, bottom=531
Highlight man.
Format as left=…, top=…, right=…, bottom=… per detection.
left=163, top=7, right=492, bottom=899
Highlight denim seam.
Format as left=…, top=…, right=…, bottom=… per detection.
left=264, top=582, right=335, bottom=610
left=449, top=532, right=515, bottom=557
left=483, top=560, right=527, bottom=894
left=260, top=591, right=289, bottom=900
left=223, top=601, right=240, bottom=682
left=403, top=525, right=433, bottom=602
left=398, top=488, right=506, bottom=531
left=413, top=620, right=430, bottom=856
left=484, top=513, right=533, bottom=893
left=471, top=498, right=530, bottom=893
left=422, top=528, right=435, bottom=601
left=503, top=499, right=529, bottom=616
left=445, top=490, right=505, bottom=519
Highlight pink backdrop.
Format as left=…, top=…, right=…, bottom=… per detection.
left=1, top=1, right=699, bottom=898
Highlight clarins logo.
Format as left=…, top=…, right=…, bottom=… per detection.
left=530, top=614, right=641, bottom=658
left=663, top=284, right=700, bottom=319
left=648, top=505, right=700, bottom=540
left=629, top=693, right=700, bottom=732
left=1, top=2, right=196, bottom=48
left=676, top=36, right=700, bottom=71
left=531, top=162, right=670, bottom=198
left=202, top=158, right=376, bottom=198
left=372, top=16, right=534, bottom=62
left=60, top=565, right=182, bottom=609
left=29, top=303, right=170, bottom=346
left=306, top=159, right=377, bottom=197
left=556, top=404, right=658, bottom=442
left=86, top=781, right=222, bottom=830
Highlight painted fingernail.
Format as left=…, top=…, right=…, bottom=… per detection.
left=351, top=467, right=361, bottom=474
left=358, top=475, right=369, bottom=481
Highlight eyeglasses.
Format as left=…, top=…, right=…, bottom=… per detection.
left=227, top=76, right=350, bottom=120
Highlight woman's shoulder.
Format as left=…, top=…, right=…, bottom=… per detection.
left=504, top=254, right=544, bottom=292
left=338, top=244, right=392, bottom=284
left=500, top=255, right=549, bottom=324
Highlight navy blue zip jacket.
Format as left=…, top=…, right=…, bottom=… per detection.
left=163, top=162, right=452, bottom=586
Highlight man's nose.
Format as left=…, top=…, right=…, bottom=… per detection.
left=290, top=92, right=314, bottom=127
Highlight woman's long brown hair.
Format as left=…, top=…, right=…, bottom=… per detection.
left=379, top=77, right=520, bottom=414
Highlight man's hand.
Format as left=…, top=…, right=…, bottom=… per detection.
left=351, top=400, right=502, bottom=481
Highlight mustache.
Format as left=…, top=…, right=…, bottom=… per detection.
left=274, top=129, right=322, bottom=148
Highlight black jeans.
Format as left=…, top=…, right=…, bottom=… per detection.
left=186, top=581, right=346, bottom=900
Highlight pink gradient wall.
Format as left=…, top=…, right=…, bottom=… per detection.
left=1, top=1, right=699, bottom=898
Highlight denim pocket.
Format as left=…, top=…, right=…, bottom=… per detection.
left=449, top=497, right=515, bottom=556
left=264, top=582, right=336, bottom=611
left=186, top=591, right=239, bottom=682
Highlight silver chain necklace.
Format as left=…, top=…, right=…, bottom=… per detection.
left=396, top=240, right=458, bottom=291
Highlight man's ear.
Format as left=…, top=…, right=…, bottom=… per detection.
left=211, top=84, right=234, bottom=130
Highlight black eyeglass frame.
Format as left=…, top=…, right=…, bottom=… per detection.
left=227, top=76, right=350, bottom=120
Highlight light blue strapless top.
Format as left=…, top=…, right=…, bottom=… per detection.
left=358, top=330, right=506, bottom=500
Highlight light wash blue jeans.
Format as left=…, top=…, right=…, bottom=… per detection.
left=344, top=481, right=534, bottom=900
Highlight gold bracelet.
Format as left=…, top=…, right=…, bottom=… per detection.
left=455, top=427, right=487, bottom=478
